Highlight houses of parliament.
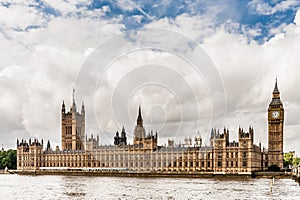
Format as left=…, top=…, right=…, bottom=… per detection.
left=16, top=80, right=284, bottom=174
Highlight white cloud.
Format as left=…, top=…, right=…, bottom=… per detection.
left=295, top=9, right=300, bottom=25
left=0, top=6, right=125, bottom=149
left=248, top=0, right=299, bottom=15
left=42, top=0, right=91, bottom=16
left=145, top=14, right=216, bottom=41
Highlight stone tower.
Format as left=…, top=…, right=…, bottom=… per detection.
left=61, top=89, right=85, bottom=151
left=268, top=79, right=284, bottom=169
left=133, top=105, right=146, bottom=145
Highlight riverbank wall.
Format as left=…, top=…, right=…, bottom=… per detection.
left=8, top=170, right=292, bottom=180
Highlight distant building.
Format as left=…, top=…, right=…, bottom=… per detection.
left=17, top=80, right=284, bottom=174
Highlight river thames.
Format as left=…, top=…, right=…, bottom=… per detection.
left=1, top=174, right=299, bottom=199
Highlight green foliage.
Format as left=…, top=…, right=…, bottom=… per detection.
left=0, top=149, right=17, bottom=169
left=284, top=152, right=294, bottom=167
left=268, top=164, right=280, bottom=172
left=293, top=157, right=300, bottom=166
left=284, top=152, right=300, bottom=167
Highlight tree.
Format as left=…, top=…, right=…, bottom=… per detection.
left=284, top=152, right=294, bottom=167
left=0, top=149, right=17, bottom=169
left=293, top=157, right=300, bottom=166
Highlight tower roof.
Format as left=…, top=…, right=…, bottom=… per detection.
left=273, top=78, right=280, bottom=95
left=136, top=105, right=143, bottom=126
left=270, top=78, right=282, bottom=106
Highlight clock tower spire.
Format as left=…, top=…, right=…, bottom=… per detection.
left=268, top=78, right=284, bottom=169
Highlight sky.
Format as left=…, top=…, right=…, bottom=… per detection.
left=0, top=0, right=300, bottom=154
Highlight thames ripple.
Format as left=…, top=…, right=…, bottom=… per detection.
left=1, top=174, right=300, bottom=199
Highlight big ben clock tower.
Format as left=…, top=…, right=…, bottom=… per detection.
left=268, top=79, right=284, bottom=169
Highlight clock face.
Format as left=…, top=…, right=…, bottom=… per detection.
left=272, top=111, right=280, bottom=119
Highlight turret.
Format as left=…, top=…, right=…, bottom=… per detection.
left=195, top=131, right=202, bottom=147
left=120, top=127, right=127, bottom=145
left=62, top=100, right=66, bottom=114
left=114, top=131, right=120, bottom=145
left=81, top=102, right=85, bottom=115
left=210, top=128, right=216, bottom=147
left=249, top=125, right=254, bottom=138
left=46, top=140, right=51, bottom=151
left=121, top=126, right=126, bottom=138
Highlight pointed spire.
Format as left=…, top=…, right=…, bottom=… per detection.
left=138, top=105, right=141, bottom=117
left=137, top=105, right=143, bottom=126
left=273, top=77, right=280, bottom=95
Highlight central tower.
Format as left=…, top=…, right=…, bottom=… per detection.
left=268, top=79, right=284, bottom=169
left=133, top=106, right=146, bottom=145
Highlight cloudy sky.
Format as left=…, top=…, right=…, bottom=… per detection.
left=0, top=0, right=300, bottom=154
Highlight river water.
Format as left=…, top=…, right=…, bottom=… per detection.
left=0, top=174, right=299, bottom=199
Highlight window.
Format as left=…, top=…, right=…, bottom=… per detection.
left=243, top=161, right=247, bottom=167
left=218, top=161, right=222, bottom=167
left=218, top=152, right=222, bottom=159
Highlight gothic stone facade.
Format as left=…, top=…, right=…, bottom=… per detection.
left=17, top=81, right=284, bottom=173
